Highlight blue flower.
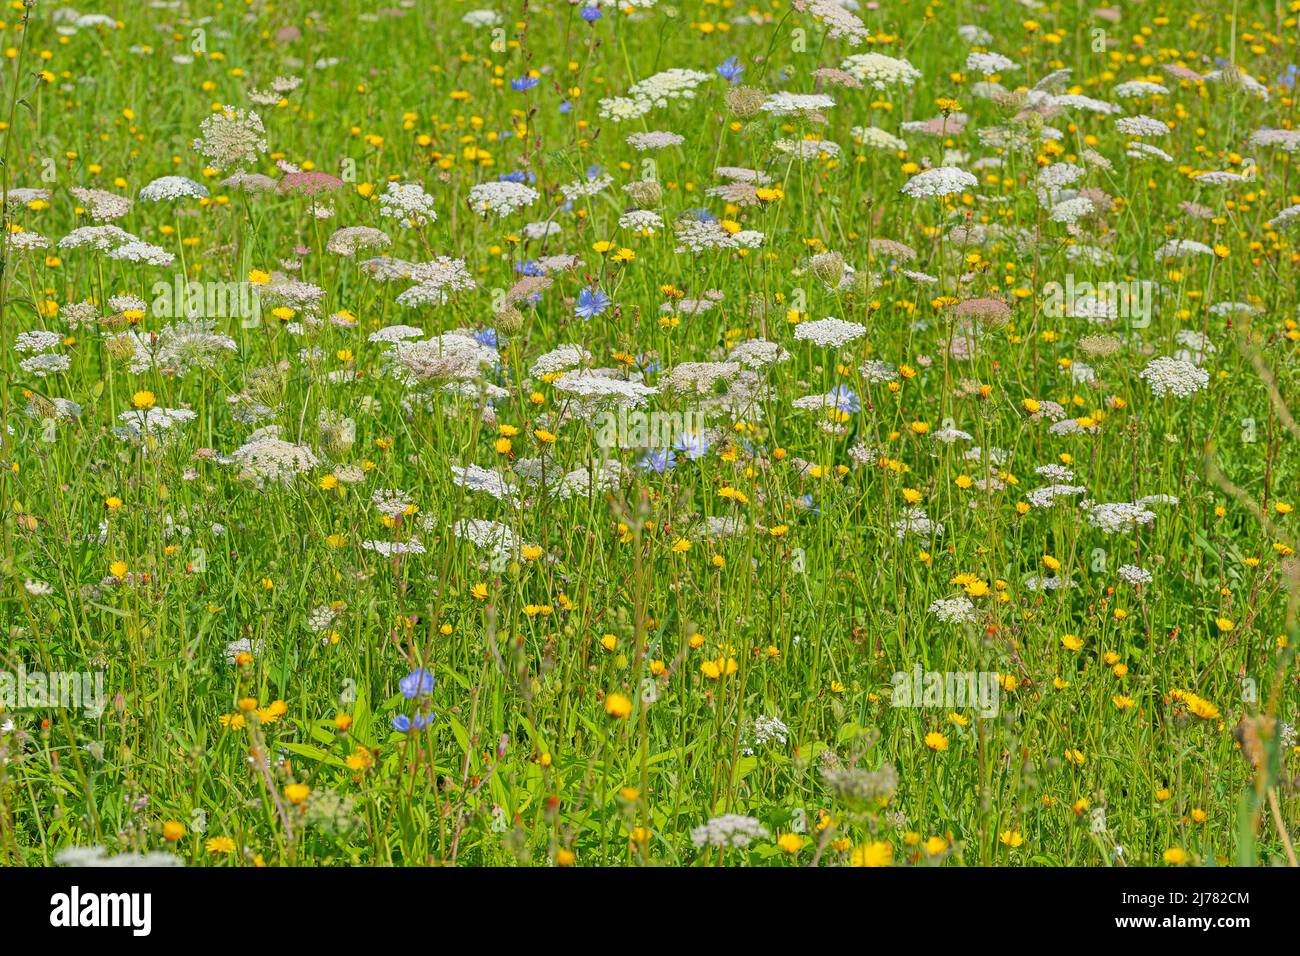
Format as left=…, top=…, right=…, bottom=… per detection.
left=580, top=6, right=602, bottom=22
left=575, top=285, right=611, bottom=320
left=638, top=448, right=677, bottom=473
left=511, top=75, right=539, bottom=92
left=475, top=328, right=501, bottom=349
left=399, top=667, right=436, bottom=699
left=391, top=714, right=412, bottom=733
left=559, top=101, right=572, bottom=114
left=717, top=56, right=744, bottom=83
left=829, top=385, right=860, bottom=414
left=672, top=431, right=710, bottom=461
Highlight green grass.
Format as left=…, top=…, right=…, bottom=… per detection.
left=0, top=0, right=1297, bottom=867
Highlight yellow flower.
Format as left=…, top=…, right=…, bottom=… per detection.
left=162, top=820, right=186, bottom=841
left=345, top=747, right=373, bottom=772
left=109, top=560, right=128, bottom=579
left=1163, top=847, right=1189, bottom=865
left=604, top=692, right=632, bottom=718
left=777, top=833, right=803, bottom=854
left=205, top=836, right=236, bottom=854
left=999, top=830, right=1024, bottom=848
left=922, top=835, right=948, bottom=856
left=284, top=783, right=311, bottom=805
left=1181, top=691, right=1220, bottom=720
left=850, top=841, right=893, bottom=867
left=554, top=848, right=576, bottom=866
left=700, top=657, right=738, bottom=679
left=470, top=582, right=488, bottom=600
left=131, top=390, right=156, bottom=410
left=924, top=731, right=949, bottom=752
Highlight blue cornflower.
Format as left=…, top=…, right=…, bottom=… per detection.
left=400, top=668, right=436, bottom=699
left=717, top=56, right=744, bottom=83
left=575, top=285, right=611, bottom=320
left=511, top=75, right=539, bottom=92
left=672, top=431, right=710, bottom=461
left=638, top=448, right=677, bottom=473
left=391, top=714, right=412, bottom=733
left=475, top=328, right=501, bottom=349
left=580, top=6, right=602, bottom=22
left=829, top=385, right=861, bottom=414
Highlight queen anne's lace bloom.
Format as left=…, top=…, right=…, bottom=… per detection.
left=793, top=317, right=866, bottom=348
left=138, top=176, right=209, bottom=202
left=690, top=814, right=769, bottom=849
left=1138, top=357, right=1209, bottom=397
left=378, top=182, right=438, bottom=228
left=466, top=180, right=539, bottom=217
left=900, top=166, right=977, bottom=198
left=840, top=52, right=921, bottom=89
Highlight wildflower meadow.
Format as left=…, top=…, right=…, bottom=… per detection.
left=1, top=0, right=1299, bottom=873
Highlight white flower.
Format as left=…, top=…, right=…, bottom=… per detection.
left=138, top=176, right=209, bottom=202
left=851, top=126, right=908, bottom=152
left=900, top=166, right=977, bottom=199
left=1115, top=115, right=1169, bottom=138
left=1118, top=565, right=1152, bottom=586
left=965, top=52, right=1019, bottom=76
left=192, top=106, right=268, bottom=169
left=793, top=317, right=866, bottom=348
left=840, top=52, right=921, bottom=89
left=690, top=814, right=769, bottom=849
left=929, top=596, right=977, bottom=624
left=231, top=438, right=319, bottom=487
left=760, top=92, right=835, bottom=115
left=466, top=180, right=539, bottom=217
left=378, top=181, right=438, bottom=228
left=1138, top=357, right=1210, bottom=397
